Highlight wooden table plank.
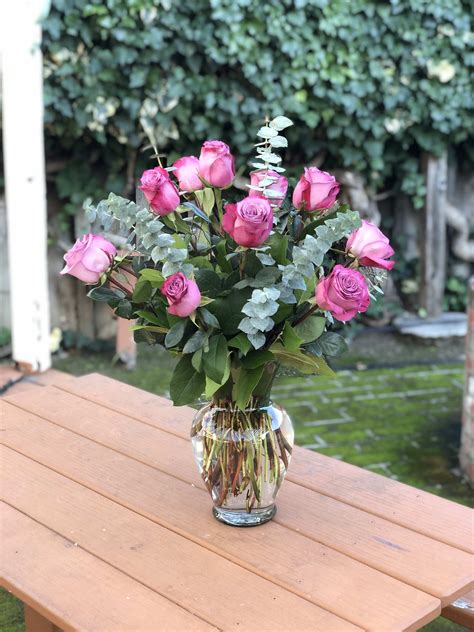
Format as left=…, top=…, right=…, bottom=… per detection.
left=2, top=401, right=471, bottom=613
left=0, top=448, right=360, bottom=632
left=5, top=389, right=472, bottom=604
left=0, top=502, right=215, bottom=632
left=1, top=444, right=441, bottom=631
left=57, top=373, right=474, bottom=554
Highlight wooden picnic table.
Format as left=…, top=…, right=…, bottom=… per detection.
left=1, top=370, right=473, bottom=632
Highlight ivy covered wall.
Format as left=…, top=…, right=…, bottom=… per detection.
left=41, top=0, right=472, bottom=216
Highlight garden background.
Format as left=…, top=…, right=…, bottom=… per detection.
left=0, top=0, right=473, bottom=630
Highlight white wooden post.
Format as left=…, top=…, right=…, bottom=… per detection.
left=1, top=0, right=51, bottom=371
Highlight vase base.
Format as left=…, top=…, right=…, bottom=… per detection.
left=212, top=504, right=276, bottom=527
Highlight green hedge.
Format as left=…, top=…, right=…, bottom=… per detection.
left=42, top=0, right=473, bottom=216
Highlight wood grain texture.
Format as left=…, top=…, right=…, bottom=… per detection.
left=441, top=589, right=474, bottom=628
left=4, top=389, right=472, bottom=605
left=57, top=373, right=474, bottom=554
left=24, top=605, right=61, bottom=632
left=0, top=502, right=216, bottom=632
left=1, top=444, right=440, bottom=632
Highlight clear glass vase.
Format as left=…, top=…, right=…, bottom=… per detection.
left=191, top=398, right=294, bottom=526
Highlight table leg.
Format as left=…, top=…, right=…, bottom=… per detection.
left=24, top=605, right=62, bottom=632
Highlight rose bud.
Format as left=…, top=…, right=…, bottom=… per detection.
left=292, top=167, right=340, bottom=212
left=139, top=166, right=180, bottom=216
left=198, top=140, right=235, bottom=188
left=249, top=169, right=288, bottom=207
left=173, top=156, right=203, bottom=192
left=221, top=196, right=273, bottom=248
left=160, top=272, right=201, bottom=318
left=346, top=220, right=395, bottom=270
left=315, top=264, right=370, bottom=322
left=60, top=234, right=116, bottom=284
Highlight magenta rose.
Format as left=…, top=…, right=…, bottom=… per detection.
left=60, top=234, right=116, bottom=284
left=221, top=196, right=273, bottom=248
left=198, top=140, right=235, bottom=188
left=292, top=167, right=340, bottom=212
left=160, top=272, right=201, bottom=317
left=346, top=220, right=395, bottom=271
left=173, top=156, right=203, bottom=192
left=139, top=167, right=180, bottom=216
left=315, top=264, right=370, bottom=322
left=249, top=169, right=288, bottom=207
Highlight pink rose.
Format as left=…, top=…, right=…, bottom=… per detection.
left=160, top=272, right=201, bottom=317
left=198, top=140, right=235, bottom=188
left=222, top=196, right=273, bottom=248
left=249, top=169, right=288, bottom=207
left=292, top=167, right=340, bottom=212
left=173, top=156, right=203, bottom=192
left=346, top=220, right=395, bottom=271
left=139, top=167, right=180, bottom=216
left=316, top=264, right=370, bottom=322
left=60, top=234, right=116, bottom=284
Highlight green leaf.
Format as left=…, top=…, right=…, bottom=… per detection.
left=202, top=334, right=229, bottom=384
left=139, top=269, right=165, bottom=286
left=316, top=332, right=348, bottom=357
left=228, top=333, right=252, bottom=355
left=207, top=288, right=252, bottom=336
left=182, top=330, right=208, bottom=354
left=270, top=343, right=335, bottom=376
left=294, top=316, right=325, bottom=343
left=169, top=355, right=205, bottom=406
left=87, top=286, right=124, bottom=303
left=194, top=269, right=222, bottom=297
left=282, top=322, right=303, bottom=351
left=215, top=240, right=232, bottom=273
left=241, top=350, right=274, bottom=369
left=131, top=324, right=168, bottom=334
left=191, top=348, right=203, bottom=372
left=202, top=188, right=215, bottom=215
left=182, top=201, right=211, bottom=223
left=132, top=279, right=153, bottom=303
left=199, top=307, right=220, bottom=329
left=134, top=309, right=166, bottom=327
left=233, top=366, right=264, bottom=410
left=268, top=233, right=289, bottom=265
left=189, top=256, right=213, bottom=270
left=114, top=299, right=133, bottom=319
left=165, top=320, right=186, bottom=348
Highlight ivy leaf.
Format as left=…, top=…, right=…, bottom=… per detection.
left=202, top=334, right=229, bottom=384
left=165, top=320, right=186, bottom=348
left=170, top=355, right=205, bottom=406
left=294, top=316, right=325, bottom=343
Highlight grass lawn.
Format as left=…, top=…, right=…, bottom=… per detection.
left=1, top=335, right=471, bottom=631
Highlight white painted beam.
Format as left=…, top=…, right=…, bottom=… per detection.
left=1, top=0, right=51, bottom=371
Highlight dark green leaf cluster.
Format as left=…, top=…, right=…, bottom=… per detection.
left=42, top=0, right=473, bottom=214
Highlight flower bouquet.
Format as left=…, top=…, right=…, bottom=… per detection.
left=62, top=115, right=394, bottom=526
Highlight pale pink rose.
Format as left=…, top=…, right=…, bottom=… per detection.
left=249, top=169, right=288, bottom=207
left=346, top=220, right=395, bottom=270
left=292, top=167, right=340, bottom=212
left=315, top=264, right=370, bottom=322
left=160, top=272, right=201, bottom=317
left=198, top=140, right=235, bottom=188
left=173, top=156, right=203, bottom=192
left=139, top=167, right=180, bottom=215
left=222, top=197, right=273, bottom=248
left=60, top=234, right=116, bottom=284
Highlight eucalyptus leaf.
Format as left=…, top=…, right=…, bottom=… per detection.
left=269, top=115, right=293, bottom=131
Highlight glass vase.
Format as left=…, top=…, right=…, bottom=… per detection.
left=191, top=397, right=294, bottom=526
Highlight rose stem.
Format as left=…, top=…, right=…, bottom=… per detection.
left=276, top=429, right=289, bottom=470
